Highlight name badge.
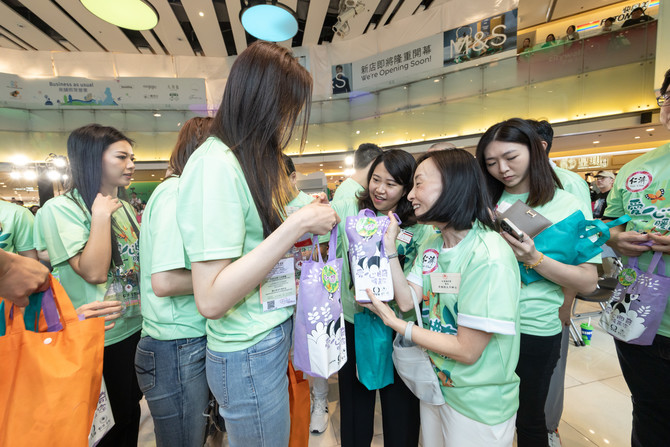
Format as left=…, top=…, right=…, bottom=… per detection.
left=430, top=273, right=461, bottom=294
left=260, top=255, right=297, bottom=312
left=397, top=230, right=413, bottom=244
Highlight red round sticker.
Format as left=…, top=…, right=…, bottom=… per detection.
left=626, top=171, right=653, bottom=193
left=422, top=249, right=439, bottom=274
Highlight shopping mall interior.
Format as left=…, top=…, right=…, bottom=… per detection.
left=1, top=1, right=668, bottom=445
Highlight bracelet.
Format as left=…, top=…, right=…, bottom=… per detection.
left=523, top=252, right=545, bottom=271
left=388, top=251, right=398, bottom=259
left=404, top=321, right=414, bottom=342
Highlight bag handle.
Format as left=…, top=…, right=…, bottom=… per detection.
left=408, top=286, right=425, bottom=330
left=308, top=224, right=340, bottom=264
left=327, top=225, right=338, bottom=263
left=582, top=215, right=632, bottom=246
left=41, top=288, right=64, bottom=332
left=646, top=250, right=666, bottom=275
left=358, top=208, right=377, bottom=218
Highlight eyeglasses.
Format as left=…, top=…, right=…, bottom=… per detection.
left=657, top=93, right=670, bottom=107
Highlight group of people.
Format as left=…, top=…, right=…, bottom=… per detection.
left=520, top=7, right=655, bottom=53
left=2, top=41, right=670, bottom=447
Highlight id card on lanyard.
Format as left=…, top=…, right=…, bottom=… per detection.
left=260, top=253, right=297, bottom=312
left=103, top=204, right=141, bottom=318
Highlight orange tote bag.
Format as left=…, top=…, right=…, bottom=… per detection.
left=0, top=275, right=105, bottom=447
left=288, top=359, right=310, bottom=447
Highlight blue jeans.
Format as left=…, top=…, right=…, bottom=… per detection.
left=206, top=318, right=293, bottom=447
left=135, top=336, right=209, bottom=447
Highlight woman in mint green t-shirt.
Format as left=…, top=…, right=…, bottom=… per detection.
left=38, top=124, right=142, bottom=447
left=176, top=42, right=338, bottom=447
left=364, top=149, right=521, bottom=447
left=135, top=117, right=212, bottom=447
left=476, top=119, right=598, bottom=447
left=329, top=149, right=432, bottom=447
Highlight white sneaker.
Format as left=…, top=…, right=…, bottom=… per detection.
left=548, top=430, right=562, bottom=447
left=309, top=396, right=329, bottom=434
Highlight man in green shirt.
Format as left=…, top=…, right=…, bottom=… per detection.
left=333, top=143, right=382, bottom=201
left=603, top=68, right=670, bottom=446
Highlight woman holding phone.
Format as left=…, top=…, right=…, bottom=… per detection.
left=363, top=149, right=521, bottom=446
left=475, top=118, right=598, bottom=446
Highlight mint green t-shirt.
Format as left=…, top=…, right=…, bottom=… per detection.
left=177, top=137, right=293, bottom=352
left=327, top=198, right=434, bottom=323
left=604, top=143, right=670, bottom=337
left=33, top=208, right=47, bottom=251
left=0, top=200, right=34, bottom=253
left=406, top=224, right=520, bottom=426
left=333, top=178, right=364, bottom=202
left=554, top=166, right=591, bottom=206
left=498, top=188, right=598, bottom=336
left=38, top=190, right=142, bottom=346
left=139, top=177, right=206, bottom=341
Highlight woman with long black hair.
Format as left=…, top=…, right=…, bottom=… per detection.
left=176, top=41, right=338, bottom=447
left=475, top=118, right=598, bottom=446
left=38, top=124, right=142, bottom=446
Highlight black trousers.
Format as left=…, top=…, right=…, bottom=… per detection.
left=615, top=335, right=670, bottom=447
left=98, top=330, right=143, bottom=447
left=338, top=320, right=420, bottom=447
left=515, top=332, right=562, bottom=447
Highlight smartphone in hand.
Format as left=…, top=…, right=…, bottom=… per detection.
left=500, top=218, right=524, bottom=241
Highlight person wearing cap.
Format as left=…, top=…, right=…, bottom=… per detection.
left=592, top=170, right=615, bottom=218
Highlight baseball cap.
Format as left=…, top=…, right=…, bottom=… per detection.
left=595, top=170, right=615, bottom=179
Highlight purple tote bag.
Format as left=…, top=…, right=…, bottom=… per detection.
left=345, top=209, right=398, bottom=303
left=293, top=226, right=347, bottom=378
left=600, top=251, right=670, bottom=345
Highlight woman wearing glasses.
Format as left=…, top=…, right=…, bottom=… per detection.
left=603, top=68, right=670, bottom=447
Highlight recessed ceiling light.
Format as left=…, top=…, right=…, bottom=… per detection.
left=199, top=11, right=204, bottom=17
left=81, top=0, right=159, bottom=30
left=339, top=166, right=342, bottom=168
left=355, top=130, right=360, bottom=134
left=635, top=136, right=641, bottom=139
left=151, top=174, right=155, bottom=177
left=153, top=112, right=161, bottom=117
left=240, top=2, right=298, bottom=42
left=646, top=128, right=655, bottom=132
left=319, top=163, right=323, bottom=166
left=593, top=140, right=600, bottom=144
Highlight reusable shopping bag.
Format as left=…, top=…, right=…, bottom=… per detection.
left=600, top=251, right=670, bottom=345
left=0, top=275, right=105, bottom=446
left=293, top=226, right=347, bottom=378
left=345, top=209, right=398, bottom=302
left=392, top=288, right=445, bottom=405
left=520, top=213, right=630, bottom=284
left=288, top=359, right=310, bottom=447
left=354, top=308, right=394, bottom=390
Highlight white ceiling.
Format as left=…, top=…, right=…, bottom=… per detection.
left=0, top=0, right=623, bottom=57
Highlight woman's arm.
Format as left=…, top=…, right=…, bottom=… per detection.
left=500, top=231, right=598, bottom=294
left=152, top=269, right=194, bottom=297
left=68, top=194, right=122, bottom=284
left=192, top=202, right=339, bottom=319
left=362, top=290, right=491, bottom=365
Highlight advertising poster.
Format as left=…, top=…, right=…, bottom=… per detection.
left=443, top=9, right=518, bottom=67
left=1, top=73, right=206, bottom=110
